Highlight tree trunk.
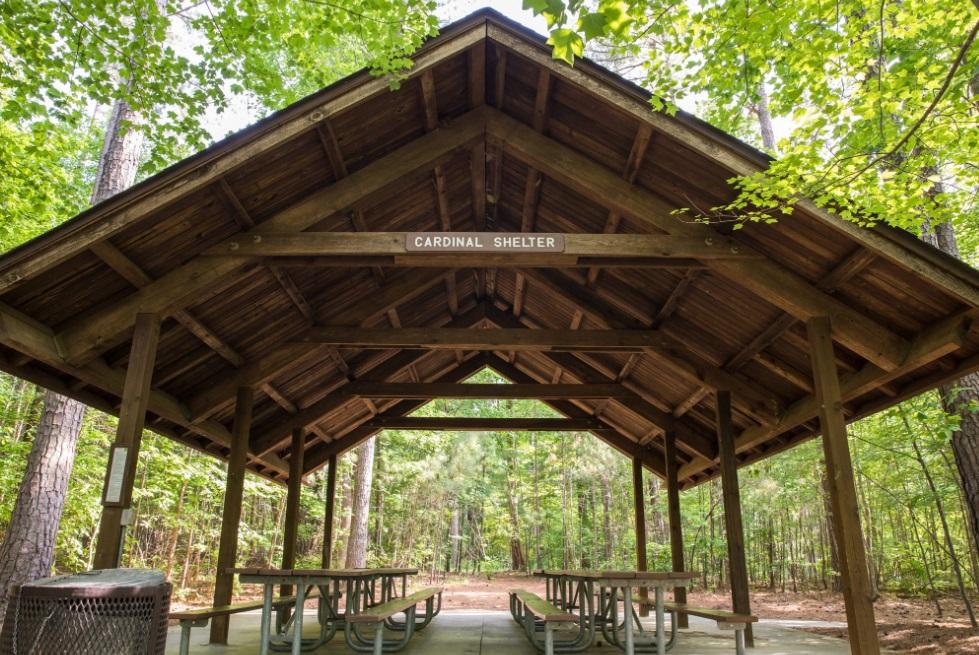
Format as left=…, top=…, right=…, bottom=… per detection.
left=448, top=504, right=461, bottom=573
left=921, top=220, right=979, bottom=558
left=345, top=436, right=376, bottom=569
left=752, top=80, right=777, bottom=152
left=338, top=464, right=353, bottom=567
left=0, top=96, right=143, bottom=623
left=905, top=413, right=978, bottom=627
left=0, top=391, right=86, bottom=624
left=372, top=441, right=384, bottom=558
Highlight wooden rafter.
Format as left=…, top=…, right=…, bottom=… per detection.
left=90, top=241, right=244, bottom=368
left=678, top=310, right=973, bottom=480
left=486, top=354, right=669, bottom=475
left=302, top=352, right=489, bottom=472
left=673, top=247, right=877, bottom=418
left=587, top=123, right=654, bottom=287
left=57, top=107, right=488, bottom=365
left=485, top=107, right=909, bottom=371
left=187, top=268, right=451, bottom=422
left=515, top=268, right=780, bottom=424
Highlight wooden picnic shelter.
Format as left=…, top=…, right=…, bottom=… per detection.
left=1, top=9, right=978, bottom=654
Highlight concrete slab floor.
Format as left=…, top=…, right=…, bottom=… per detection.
left=167, top=610, right=852, bottom=654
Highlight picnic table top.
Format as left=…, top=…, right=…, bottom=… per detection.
left=231, top=567, right=419, bottom=578
left=533, top=569, right=699, bottom=581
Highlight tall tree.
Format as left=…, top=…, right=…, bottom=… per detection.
left=345, top=436, right=376, bottom=568
left=0, top=96, right=143, bottom=623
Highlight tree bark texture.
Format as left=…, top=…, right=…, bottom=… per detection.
left=345, top=436, right=376, bottom=569
left=0, top=97, right=143, bottom=625
left=0, top=391, right=86, bottom=625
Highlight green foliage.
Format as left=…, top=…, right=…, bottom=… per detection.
left=525, top=0, right=979, bottom=237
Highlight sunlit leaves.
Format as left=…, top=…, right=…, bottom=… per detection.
left=524, top=0, right=979, bottom=242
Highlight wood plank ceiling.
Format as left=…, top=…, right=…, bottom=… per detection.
left=0, top=10, right=978, bottom=487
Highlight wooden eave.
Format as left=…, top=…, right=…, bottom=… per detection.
left=0, top=9, right=978, bottom=487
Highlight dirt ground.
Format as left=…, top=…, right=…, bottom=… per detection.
left=175, top=574, right=979, bottom=654
left=438, top=574, right=979, bottom=654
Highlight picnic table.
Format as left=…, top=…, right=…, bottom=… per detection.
left=231, top=567, right=421, bottom=655
left=533, top=569, right=698, bottom=655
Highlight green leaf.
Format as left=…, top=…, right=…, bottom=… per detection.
left=547, top=28, right=584, bottom=65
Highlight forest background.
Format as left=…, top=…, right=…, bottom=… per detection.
left=0, top=0, right=978, bottom=637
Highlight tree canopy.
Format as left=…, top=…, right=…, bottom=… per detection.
left=527, top=0, right=979, bottom=239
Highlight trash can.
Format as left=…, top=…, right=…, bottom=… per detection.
left=0, top=569, right=170, bottom=654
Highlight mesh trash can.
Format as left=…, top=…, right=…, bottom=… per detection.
left=0, top=569, right=171, bottom=655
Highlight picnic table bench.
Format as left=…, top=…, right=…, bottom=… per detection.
left=508, top=589, right=577, bottom=655
left=346, top=587, right=443, bottom=654
left=169, top=587, right=321, bottom=655
left=660, top=603, right=757, bottom=655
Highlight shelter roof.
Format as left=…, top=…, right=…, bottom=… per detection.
left=1, top=9, right=977, bottom=487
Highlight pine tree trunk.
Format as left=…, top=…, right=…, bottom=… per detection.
left=0, top=391, right=86, bottom=624
left=372, top=441, right=384, bottom=558
left=0, top=96, right=143, bottom=623
left=345, top=436, right=376, bottom=568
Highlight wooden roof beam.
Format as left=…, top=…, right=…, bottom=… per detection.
left=296, top=325, right=695, bottom=351
left=485, top=106, right=910, bottom=372
left=90, top=242, right=244, bottom=368
left=346, top=382, right=633, bottom=399
left=56, top=106, right=489, bottom=366
left=483, top=306, right=717, bottom=461
left=205, top=232, right=752, bottom=262
left=250, top=347, right=448, bottom=457
left=186, top=267, right=451, bottom=422
left=366, top=416, right=602, bottom=431
left=302, top=352, right=491, bottom=473
left=214, top=177, right=323, bottom=322
left=516, top=268, right=780, bottom=425
left=485, top=353, right=668, bottom=476
left=679, top=310, right=974, bottom=480
left=587, top=123, right=653, bottom=287
left=0, top=302, right=288, bottom=476
left=673, top=247, right=877, bottom=418
left=248, top=304, right=489, bottom=455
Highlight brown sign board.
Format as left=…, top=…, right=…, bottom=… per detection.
left=406, top=232, right=565, bottom=253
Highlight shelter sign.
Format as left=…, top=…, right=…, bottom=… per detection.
left=406, top=232, right=565, bottom=253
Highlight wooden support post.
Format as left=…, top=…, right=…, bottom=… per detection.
left=716, top=390, right=753, bottom=646
left=807, top=317, right=881, bottom=655
left=665, top=432, right=689, bottom=628
left=210, top=386, right=253, bottom=644
left=93, top=313, right=160, bottom=570
left=632, top=455, right=649, bottom=616
left=322, top=454, right=337, bottom=568
left=280, top=427, right=305, bottom=606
